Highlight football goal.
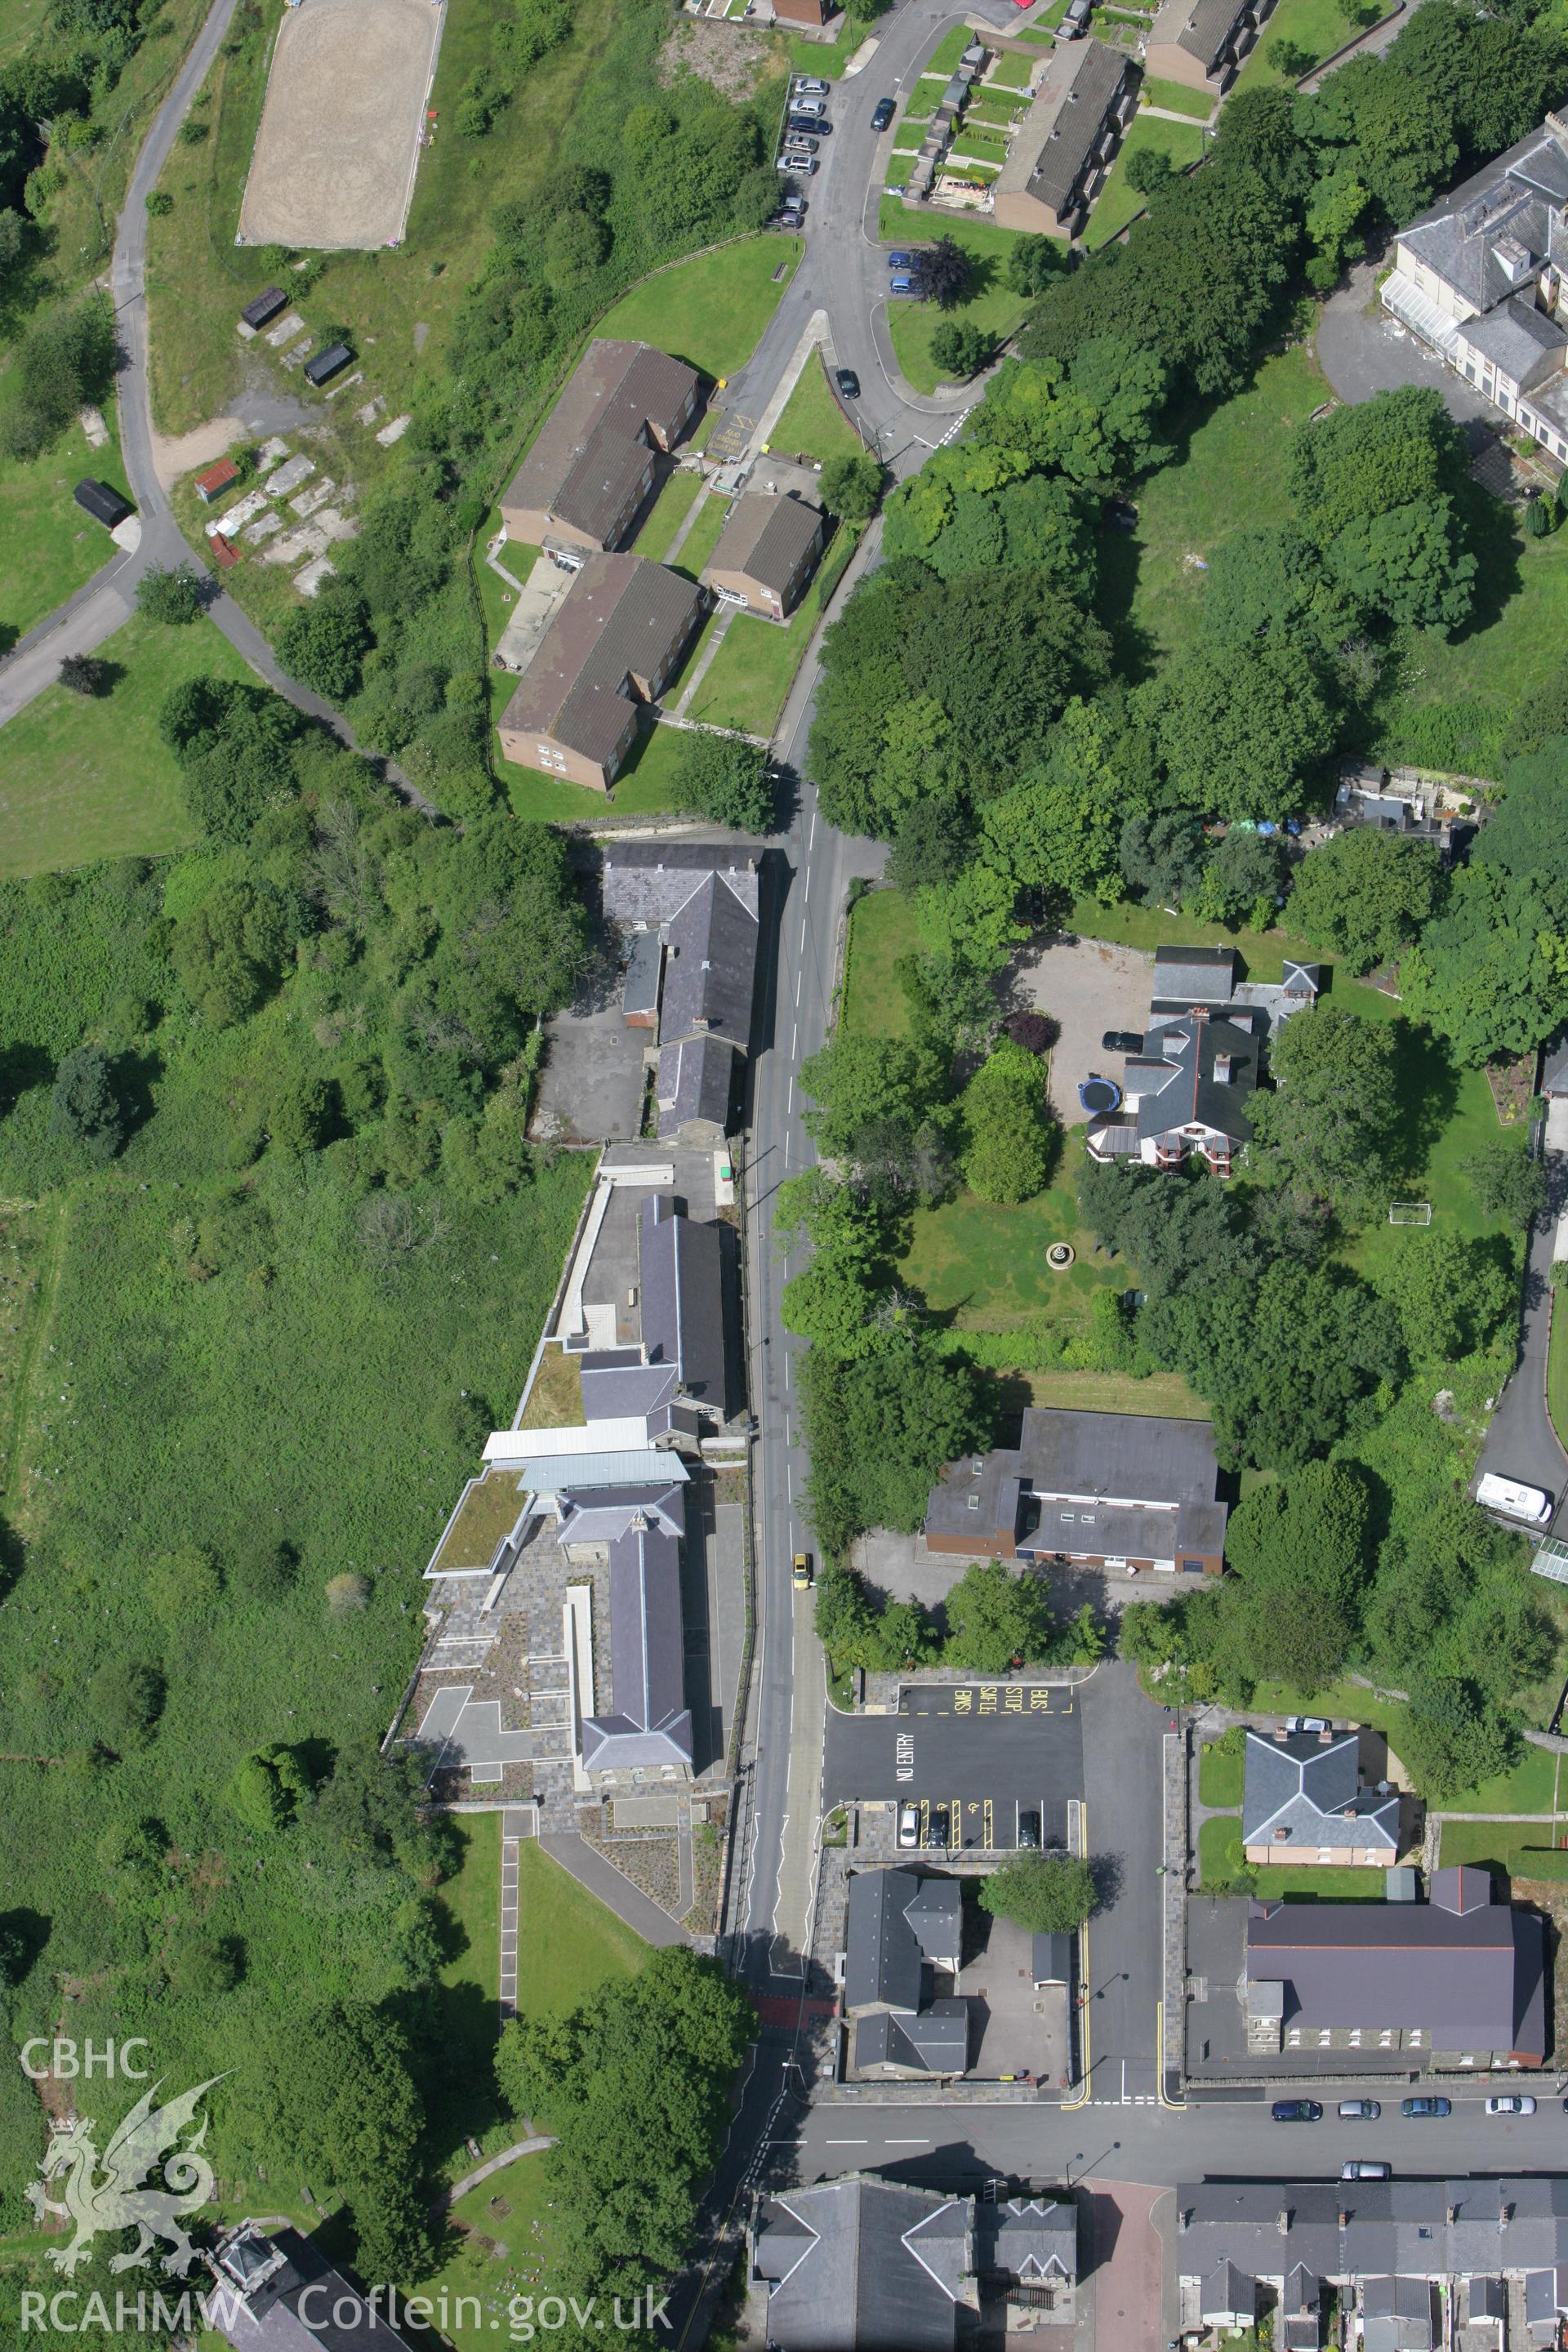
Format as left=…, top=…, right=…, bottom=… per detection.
left=1388, top=1202, right=1433, bottom=1225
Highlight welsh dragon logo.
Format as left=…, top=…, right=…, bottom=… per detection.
left=26, top=2076, right=225, bottom=2277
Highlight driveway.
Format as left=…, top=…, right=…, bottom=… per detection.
left=1007, top=933, right=1153, bottom=1127
left=1316, top=258, right=1497, bottom=426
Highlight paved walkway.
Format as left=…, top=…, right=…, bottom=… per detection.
left=539, top=1831, right=690, bottom=1948
left=442, top=2136, right=554, bottom=2207
left=498, top=1804, right=535, bottom=2019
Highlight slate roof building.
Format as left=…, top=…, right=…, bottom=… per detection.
left=704, top=488, right=824, bottom=620
left=1245, top=1866, right=1548, bottom=2066
left=501, top=339, right=702, bottom=554
left=1243, top=1725, right=1401, bottom=1868
left=1144, top=0, right=1275, bottom=91
left=1382, top=113, right=1568, bottom=462
left=577, top=1506, right=694, bottom=1780
left=751, top=2176, right=980, bottom=2350
left=74, top=479, right=132, bottom=531
left=639, top=1192, right=735, bottom=1419
left=1177, top=2176, right=1568, bottom=2350
left=496, top=551, right=705, bottom=791
left=208, top=2224, right=422, bottom=2351
left=991, top=39, right=1138, bottom=239
left=924, top=1405, right=1227, bottom=1574
left=1087, top=944, right=1319, bottom=1174
left=601, top=844, right=762, bottom=1144
left=843, top=1869, right=969, bottom=2079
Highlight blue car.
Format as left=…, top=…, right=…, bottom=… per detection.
left=1272, top=2100, right=1322, bottom=2123
left=889, top=275, right=914, bottom=294
left=1401, top=2096, right=1452, bottom=2118
left=888, top=250, right=914, bottom=269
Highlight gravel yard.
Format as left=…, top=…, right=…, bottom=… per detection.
left=1009, top=932, right=1153, bottom=1127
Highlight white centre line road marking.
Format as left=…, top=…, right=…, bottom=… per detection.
left=826, top=2139, right=867, bottom=2145
left=886, top=2138, right=929, bottom=2145
left=799, top=915, right=808, bottom=954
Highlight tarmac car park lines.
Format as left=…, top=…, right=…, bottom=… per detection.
left=822, top=1682, right=1085, bottom=1846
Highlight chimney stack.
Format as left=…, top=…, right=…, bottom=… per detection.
left=1214, top=1053, right=1232, bottom=1084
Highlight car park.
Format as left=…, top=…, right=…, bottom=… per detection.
left=1487, top=2095, right=1536, bottom=2115
left=1272, top=2100, right=1322, bottom=2123
left=1018, top=1809, right=1041, bottom=1849
left=1401, top=2097, right=1452, bottom=2118
left=871, top=96, right=895, bottom=130
left=898, top=1802, right=919, bottom=1848
left=1341, top=2162, right=1392, bottom=2181
left=1102, top=1029, right=1143, bottom=1054
left=835, top=368, right=860, bottom=399
left=1339, top=2100, right=1381, bottom=2121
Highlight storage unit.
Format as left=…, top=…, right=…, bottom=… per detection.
left=73, top=479, right=132, bottom=530
left=239, top=287, right=287, bottom=331
left=303, top=341, right=351, bottom=387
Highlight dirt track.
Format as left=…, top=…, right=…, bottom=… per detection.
left=238, top=0, right=442, bottom=251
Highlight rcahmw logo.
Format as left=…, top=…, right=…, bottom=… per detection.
left=22, top=2051, right=225, bottom=2281
left=20, top=2287, right=253, bottom=2336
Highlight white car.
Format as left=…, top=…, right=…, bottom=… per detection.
left=898, top=1802, right=919, bottom=1848
left=1476, top=1472, right=1552, bottom=1525
left=1286, top=1716, right=1329, bottom=1735
left=1486, top=2094, right=1536, bottom=2115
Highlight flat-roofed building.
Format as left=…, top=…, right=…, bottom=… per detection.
left=496, top=551, right=704, bottom=790
left=925, top=1405, right=1227, bottom=1573
left=501, top=339, right=702, bottom=555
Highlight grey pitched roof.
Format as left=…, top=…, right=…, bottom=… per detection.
left=1178, top=2177, right=1568, bottom=2303
left=853, top=2000, right=969, bottom=2074
left=1362, top=2276, right=1438, bottom=2352
left=1246, top=1886, right=1547, bottom=2056
left=706, top=489, right=822, bottom=595
left=1466, top=293, right=1568, bottom=389
left=995, top=38, right=1130, bottom=216
left=1200, top=2259, right=1257, bottom=2323
left=660, top=867, right=760, bottom=1049
left=926, top=1407, right=1227, bottom=1561
left=1152, top=945, right=1238, bottom=999
left=1399, top=121, right=1568, bottom=315
left=579, top=1518, right=693, bottom=1771
left=987, top=2198, right=1076, bottom=2282
left=1129, top=1013, right=1258, bottom=1148
left=208, top=2229, right=421, bottom=2352
left=1148, top=0, right=1250, bottom=68
left=639, top=1193, right=732, bottom=1413
left=1242, top=1727, right=1399, bottom=1852
left=553, top=1481, right=685, bottom=1546
left=601, top=841, right=760, bottom=927
left=844, top=1869, right=960, bottom=2009
left=657, top=1036, right=738, bottom=1140
left=754, top=2176, right=978, bottom=2351
left=578, top=1359, right=680, bottom=1423
left=498, top=552, right=703, bottom=764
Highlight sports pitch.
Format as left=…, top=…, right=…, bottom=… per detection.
left=238, top=0, right=443, bottom=251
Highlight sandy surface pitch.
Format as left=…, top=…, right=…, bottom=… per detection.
left=238, top=0, right=441, bottom=251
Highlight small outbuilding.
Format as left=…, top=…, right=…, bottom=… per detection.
left=194, top=455, right=241, bottom=504
left=303, top=341, right=352, bottom=387
left=74, top=479, right=132, bottom=531
left=239, top=287, right=287, bottom=332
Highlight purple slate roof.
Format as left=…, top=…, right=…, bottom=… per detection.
left=579, top=1519, right=693, bottom=1771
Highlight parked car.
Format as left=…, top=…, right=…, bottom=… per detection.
left=1339, top=2100, right=1381, bottom=2121
left=788, top=114, right=831, bottom=136
left=779, top=197, right=808, bottom=216
left=792, top=1552, right=813, bottom=1591
left=776, top=156, right=818, bottom=174
left=898, top=1802, right=919, bottom=1848
left=888, top=250, right=914, bottom=269
left=1055, top=0, right=1091, bottom=37
left=1401, top=2097, right=1452, bottom=2118
left=835, top=368, right=861, bottom=399
left=1341, top=2161, right=1392, bottom=2181
left=783, top=136, right=819, bottom=154
left=1272, top=2100, right=1322, bottom=2123
left=1102, top=1028, right=1143, bottom=1054
left=1018, top=1809, right=1041, bottom=1849
left=871, top=96, right=896, bottom=130
left=795, top=74, right=830, bottom=94
left=1487, top=2095, right=1536, bottom=2115
left=925, top=1802, right=951, bottom=1847
left=889, top=275, right=915, bottom=295
left=792, top=96, right=828, bottom=118
left=1285, top=1715, right=1330, bottom=1735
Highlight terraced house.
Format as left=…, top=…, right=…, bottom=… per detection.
left=496, top=551, right=704, bottom=789
left=1144, top=0, right=1276, bottom=92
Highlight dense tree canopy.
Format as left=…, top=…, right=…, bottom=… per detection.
left=1288, top=827, right=1445, bottom=973
left=1250, top=1004, right=1404, bottom=1206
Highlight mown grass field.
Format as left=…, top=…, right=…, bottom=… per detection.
left=0, top=399, right=131, bottom=646
left=1086, top=117, right=1205, bottom=249
left=770, top=354, right=862, bottom=467
left=0, top=610, right=255, bottom=877
left=513, top=1840, right=649, bottom=2018
left=875, top=202, right=1031, bottom=396
left=594, top=238, right=801, bottom=379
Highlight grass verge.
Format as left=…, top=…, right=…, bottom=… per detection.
left=0, top=399, right=130, bottom=645
left=595, top=237, right=802, bottom=380
left=769, top=355, right=862, bottom=467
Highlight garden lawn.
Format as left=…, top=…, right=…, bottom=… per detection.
left=1138, top=74, right=1216, bottom=115
left=426, top=1815, right=506, bottom=2173
left=1232, top=0, right=1352, bottom=88
left=501, top=715, right=690, bottom=824
left=671, top=486, right=731, bottom=583
left=843, top=887, right=926, bottom=1040
left=903, top=1152, right=1126, bottom=1327
left=1085, top=117, right=1205, bottom=249
left=633, top=468, right=705, bottom=562
left=0, top=400, right=130, bottom=645
left=1441, top=1814, right=1568, bottom=1877
left=1199, top=1739, right=1244, bottom=1807
left=1199, top=1815, right=1245, bottom=1885
left=1250, top=1863, right=1394, bottom=1899
left=595, top=237, right=802, bottom=380
left=1096, top=344, right=1328, bottom=666
left=0, top=611, right=254, bottom=877
left=513, top=1841, right=648, bottom=2019
left=770, top=356, right=862, bottom=466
